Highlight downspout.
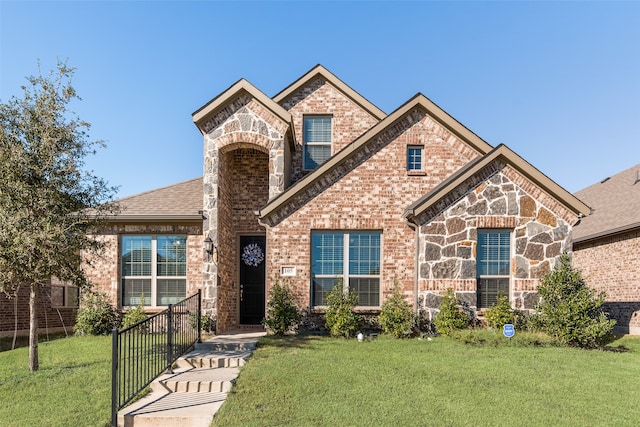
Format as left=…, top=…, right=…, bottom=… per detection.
left=404, top=215, right=420, bottom=316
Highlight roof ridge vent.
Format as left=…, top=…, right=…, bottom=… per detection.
left=600, top=177, right=610, bottom=184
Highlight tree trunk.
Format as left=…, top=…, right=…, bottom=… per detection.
left=29, top=284, right=39, bottom=372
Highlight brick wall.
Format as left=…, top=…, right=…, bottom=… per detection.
left=264, top=110, right=481, bottom=311
left=84, top=223, right=203, bottom=310
left=574, top=230, right=640, bottom=334
left=279, top=77, right=381, bottom=182
left=215, top=148, right=269, bottom=332
left=0, top=283, right=77, bottom=337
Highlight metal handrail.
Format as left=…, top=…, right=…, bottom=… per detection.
left=110, top=290, right=201, bottom=427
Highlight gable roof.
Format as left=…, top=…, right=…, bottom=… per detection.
left=404, top=144, right=590, bottom=223
left=109, top=177, right=203, bottom=222
left=573, top=164, right=640, bottom=243
left=192, top=78, right=292, bottom=135
left=272, top=64, right=387, bottom=121
left=259, top=93, right=494, bottom=220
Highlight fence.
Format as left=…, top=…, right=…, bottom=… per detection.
left=111, top=290, right=201, bottom=427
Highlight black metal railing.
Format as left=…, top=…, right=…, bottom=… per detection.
left=111, top=290, right=201, bottom=427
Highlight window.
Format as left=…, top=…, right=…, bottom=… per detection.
left=121, top=235, right=187, bottom=307
left=303, top=116, right=332, bottom=170
left=311, top=231, right=381, bottom=307
left=476, top=230, right=511, bottom=309
left=51, top=284, right=79, bottom=308
left=407, top=145, right=423, bottom=172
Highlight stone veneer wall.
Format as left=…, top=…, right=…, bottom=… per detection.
left=574, top=229, right=640, bottom=334
left=415, top=165, right=577, bottom=318
left=262, top=109, right=482, bottom=313
left=202, top=95, right=288, bottom=332
left=84, top=224, right=203, bottom=310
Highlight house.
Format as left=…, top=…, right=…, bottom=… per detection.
left=572, top=164, right=640, bottom=335
left=0, top=279, right=78, bottom=338
left=83, top=64, right=592, bottom=334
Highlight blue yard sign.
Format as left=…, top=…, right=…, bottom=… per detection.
left=503, top=323, right=515, bottom=338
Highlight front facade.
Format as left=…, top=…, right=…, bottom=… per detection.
left=83, top=65, right=591, bottom=334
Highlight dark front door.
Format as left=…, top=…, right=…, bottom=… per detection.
left=239, top=235, right=266, bottom=325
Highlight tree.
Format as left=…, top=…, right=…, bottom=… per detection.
left=535, top=253, right=616, bottom=348
left=0, top=62, right=118, bottom=371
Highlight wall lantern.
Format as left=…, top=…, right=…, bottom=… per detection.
left=204, top=237, right=218, bottom=263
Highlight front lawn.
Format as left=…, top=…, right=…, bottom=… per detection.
left=0, top=335, right=111, bottom=426
left=213, top=334, right=640, bottom=426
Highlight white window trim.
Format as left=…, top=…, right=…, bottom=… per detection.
left=312, top=231, right=382, bottom=308
left=303, top=115, right=332, bottom=171
left=476, top=229, right=512, bottom=309
left=121, top=235, right=187, bottom=308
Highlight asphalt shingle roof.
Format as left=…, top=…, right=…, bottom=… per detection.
left=573, top=164, right=640, bottom=242
left=115, top=177, right=203, bottom=218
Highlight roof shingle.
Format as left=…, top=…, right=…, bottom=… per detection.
left=573, top=164, right=640, bottom=242
left=113, top=177, right=203, bottom=219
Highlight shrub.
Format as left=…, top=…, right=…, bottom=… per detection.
left=121, top=303, right=147, bottom=330
left=188, top=312, right=214, bottom=333
left=535, top=252, right=616, bottom=349
left=263, top=282, right=302, bottom=336
left=485, top=295, right=514, bottom=329
left=325, top=281, right=361, bottom=338
left=434, top=289, right=469, bottom=336
left=74, top=291, right=120, bottom=335
left=379, top=283, right=415, bottom=338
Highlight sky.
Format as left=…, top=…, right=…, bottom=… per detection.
left=1, top=1, right=639, bottom=199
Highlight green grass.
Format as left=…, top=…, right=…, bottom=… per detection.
left=213, top=334, right=640, bottom=427
left=0, top=335, right=111, bottom=427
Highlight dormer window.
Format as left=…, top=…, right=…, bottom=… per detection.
left=303, top=115, right=332, bottom=170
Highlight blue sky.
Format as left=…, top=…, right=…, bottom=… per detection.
left=1, top=1, right=639, bottom=198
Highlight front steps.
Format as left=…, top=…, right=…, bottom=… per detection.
left=117, top=332, right=264, bottom=427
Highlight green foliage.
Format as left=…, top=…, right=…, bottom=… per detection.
left=324, top=281, right=361, bottom=338
left=74, top=291, right=120, bottom=336
left=450, top=328, right=559, bottom=347
left=121, top=300, right=147, bottom=330
left=0, top=62, right=118, bottom=369
left=434, top=289, right=469, bottom=336
left=188, top=312, right=214, bottom=332
left=263, top=282, right=302, bottom=336
left=485, top=295, right=515, bottom=329
left=379, top=283, right=415, bottom=338
left=535, top=253, right=616, bottom=348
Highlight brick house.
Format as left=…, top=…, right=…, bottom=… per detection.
left=0, top=279, right=78, bottom=338
left=80, top=65, right=594, bottom=334
left=572, top=164, right=640, bottom=334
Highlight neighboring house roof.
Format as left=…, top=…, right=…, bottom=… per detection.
left=573, top=164, right=640, bottom=243
left=192, top=78, right=293, bottom=137
left=259, top=93, right=494, bottom=220
left=272, top=64, right=387, bottom=121
left=404, top=144, right=591, bottom=222
left=109, top=177, right=203, bottom=222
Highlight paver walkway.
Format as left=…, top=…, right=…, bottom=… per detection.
left=117, top=330, right=265, bottom=427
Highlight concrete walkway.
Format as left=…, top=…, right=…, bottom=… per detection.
left=117, top=330, right=265, bottom=427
